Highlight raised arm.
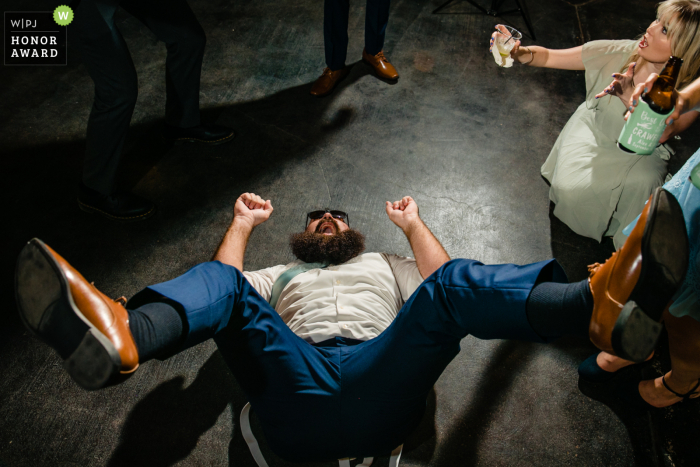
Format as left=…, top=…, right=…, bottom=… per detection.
left=490, top=25, right=584, bottom=70
left=213, top=193, right=273, bottom=271
left=385, top=196, right=450, bottom=279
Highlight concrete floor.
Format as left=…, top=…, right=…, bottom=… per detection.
left=1, top=0, right=699, bottom=465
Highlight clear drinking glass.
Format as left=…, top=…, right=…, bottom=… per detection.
left=493, top=25, right=522, bottom=67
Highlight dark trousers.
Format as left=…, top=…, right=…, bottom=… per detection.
left=128, top=258, right=567, bottom=461
left=74, top=0, right=205, bottom=194
left=324, top=0, right=390, bottom=70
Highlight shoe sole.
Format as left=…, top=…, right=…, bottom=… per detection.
left=15, top=239, right=121, bottom=390
left=163, top=132, right=235, bottom=146
left=78, top=198, right=156, bottom=222
left=612, top=188, right=689, bottom=361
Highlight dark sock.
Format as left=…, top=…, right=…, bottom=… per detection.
left=526, top=279, right=594, bottom=340
left=127, top=302, right=184, bottom=362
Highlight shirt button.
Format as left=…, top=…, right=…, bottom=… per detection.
left=335, top=280, right=341, bottom=285
left=339, top=306, right=344, bottom=309
left=343, top=325, right=349, bottom=329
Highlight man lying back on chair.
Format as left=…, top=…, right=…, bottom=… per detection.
left=15, top=189, right=688, bottom=463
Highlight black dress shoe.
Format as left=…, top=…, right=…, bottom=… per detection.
left=78, top=183, right=156, bottom=222
left=578, top=353, right=635, bottom=383
left=162, top=123, right=235, bottom=145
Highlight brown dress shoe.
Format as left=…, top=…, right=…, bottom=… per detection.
left=588, top=187, right=688, bottom=362
left=362, top=49, right=399, bottom=80
left=310, top=67, right=350, bottom=97
left=15, top=238, right=139, bottom=390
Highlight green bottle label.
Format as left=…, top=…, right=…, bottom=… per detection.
left=691, top=162, right=700, bottom=190
left=618, top=99, right=672, bottom=155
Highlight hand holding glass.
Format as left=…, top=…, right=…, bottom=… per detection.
left=490, top=25, right=522, bottom=67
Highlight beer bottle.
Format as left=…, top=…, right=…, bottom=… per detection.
left=618, top=56, right=683, bottom=155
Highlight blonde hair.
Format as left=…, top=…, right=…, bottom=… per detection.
left=622, top=0, right=700, bottom=89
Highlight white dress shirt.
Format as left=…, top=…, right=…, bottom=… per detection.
left=243, top=253, right=424, bottom=343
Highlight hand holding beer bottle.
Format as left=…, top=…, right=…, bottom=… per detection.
left=625, top=71, right=700, bottom=143
left=618, top=56, right=682, bottom=154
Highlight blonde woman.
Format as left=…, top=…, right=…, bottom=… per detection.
left=493, top=0, right=700, bottom=249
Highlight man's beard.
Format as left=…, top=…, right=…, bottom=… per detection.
left=290, top=228, right=366, bottom=264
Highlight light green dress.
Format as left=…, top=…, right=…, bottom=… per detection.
left=541, top=39, right=671, bottom=249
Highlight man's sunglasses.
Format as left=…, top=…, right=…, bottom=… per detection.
left=306, top=209, right=350, bottom=228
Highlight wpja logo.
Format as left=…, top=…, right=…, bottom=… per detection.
left=4, top=7, right=71, bottom=66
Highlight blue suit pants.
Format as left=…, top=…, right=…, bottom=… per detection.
left=324, top=0, right=390, bottom=70
left=129, top=258, right=566, bottom=461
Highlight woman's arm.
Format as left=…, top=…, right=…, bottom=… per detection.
left=660, top=110, right=699, bottom=143
left=512, top=45, right=584, bottom=70
left=489, top=25, right=584, bottom=70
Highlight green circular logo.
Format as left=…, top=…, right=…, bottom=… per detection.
left=54, top=5, right=74, bottom=26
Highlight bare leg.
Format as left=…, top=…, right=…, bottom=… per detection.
left=596, top=350, right=653, bottom=373
left=639, top=310, right=700, bottom=407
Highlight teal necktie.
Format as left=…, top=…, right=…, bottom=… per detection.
left=269, top=262, right=329, bottom=308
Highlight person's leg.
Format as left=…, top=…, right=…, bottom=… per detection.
left=577, top=348, right=655, bottom=383
left=335, top=258, right=571, bottom=456
left=525, top=277, right=593, bottom=339
left=127, top=261, right=343, bottom=461
left=126, top=301, right=183, bottom=361
left=129, top=261, right=340, bottom=395
left=345, top=258, right=569, bottom=394
left=638, top=309, right=700, bottom=407
left=15, top=238, right=140, bottom=389
left=120, top=0, right=204, bottom=128
left=589, top=350, right=652, bottom=373
left=361, top=0, right=398, bottom=80
left=364, top=0, right=390, bottom=56
left=120, top=0, right=234, bottom=143
left=73, top=0, right=138, bottom=195
left=16, top=239, right=344, bottom=460
left=589, top=187, right=688, bottom=361
left=324, top=0, right=350, bottom=70
left=311, top=0, right=352, bottom=97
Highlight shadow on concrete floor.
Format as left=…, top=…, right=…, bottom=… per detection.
left=106, top=352, right=240, bottom=467
left=433, top=341, right=537, bottom=465
left=578, top=328, right=700, bottom=467
left=2, top=62, right=372, bottom=346
left=548, top=201, right=615, bottom=283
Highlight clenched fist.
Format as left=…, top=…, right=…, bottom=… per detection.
left=385, top=196, right=421, bottom=232
left=233, top=193, right=273, bottom=228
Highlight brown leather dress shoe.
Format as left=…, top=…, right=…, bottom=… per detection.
left=310, top=67, right=350, bottom=97
left=588, top=187, right=688, bottom=362
left=15, top=239, right=139, bottom=390
left=362, top=49, right=399, bottom=80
